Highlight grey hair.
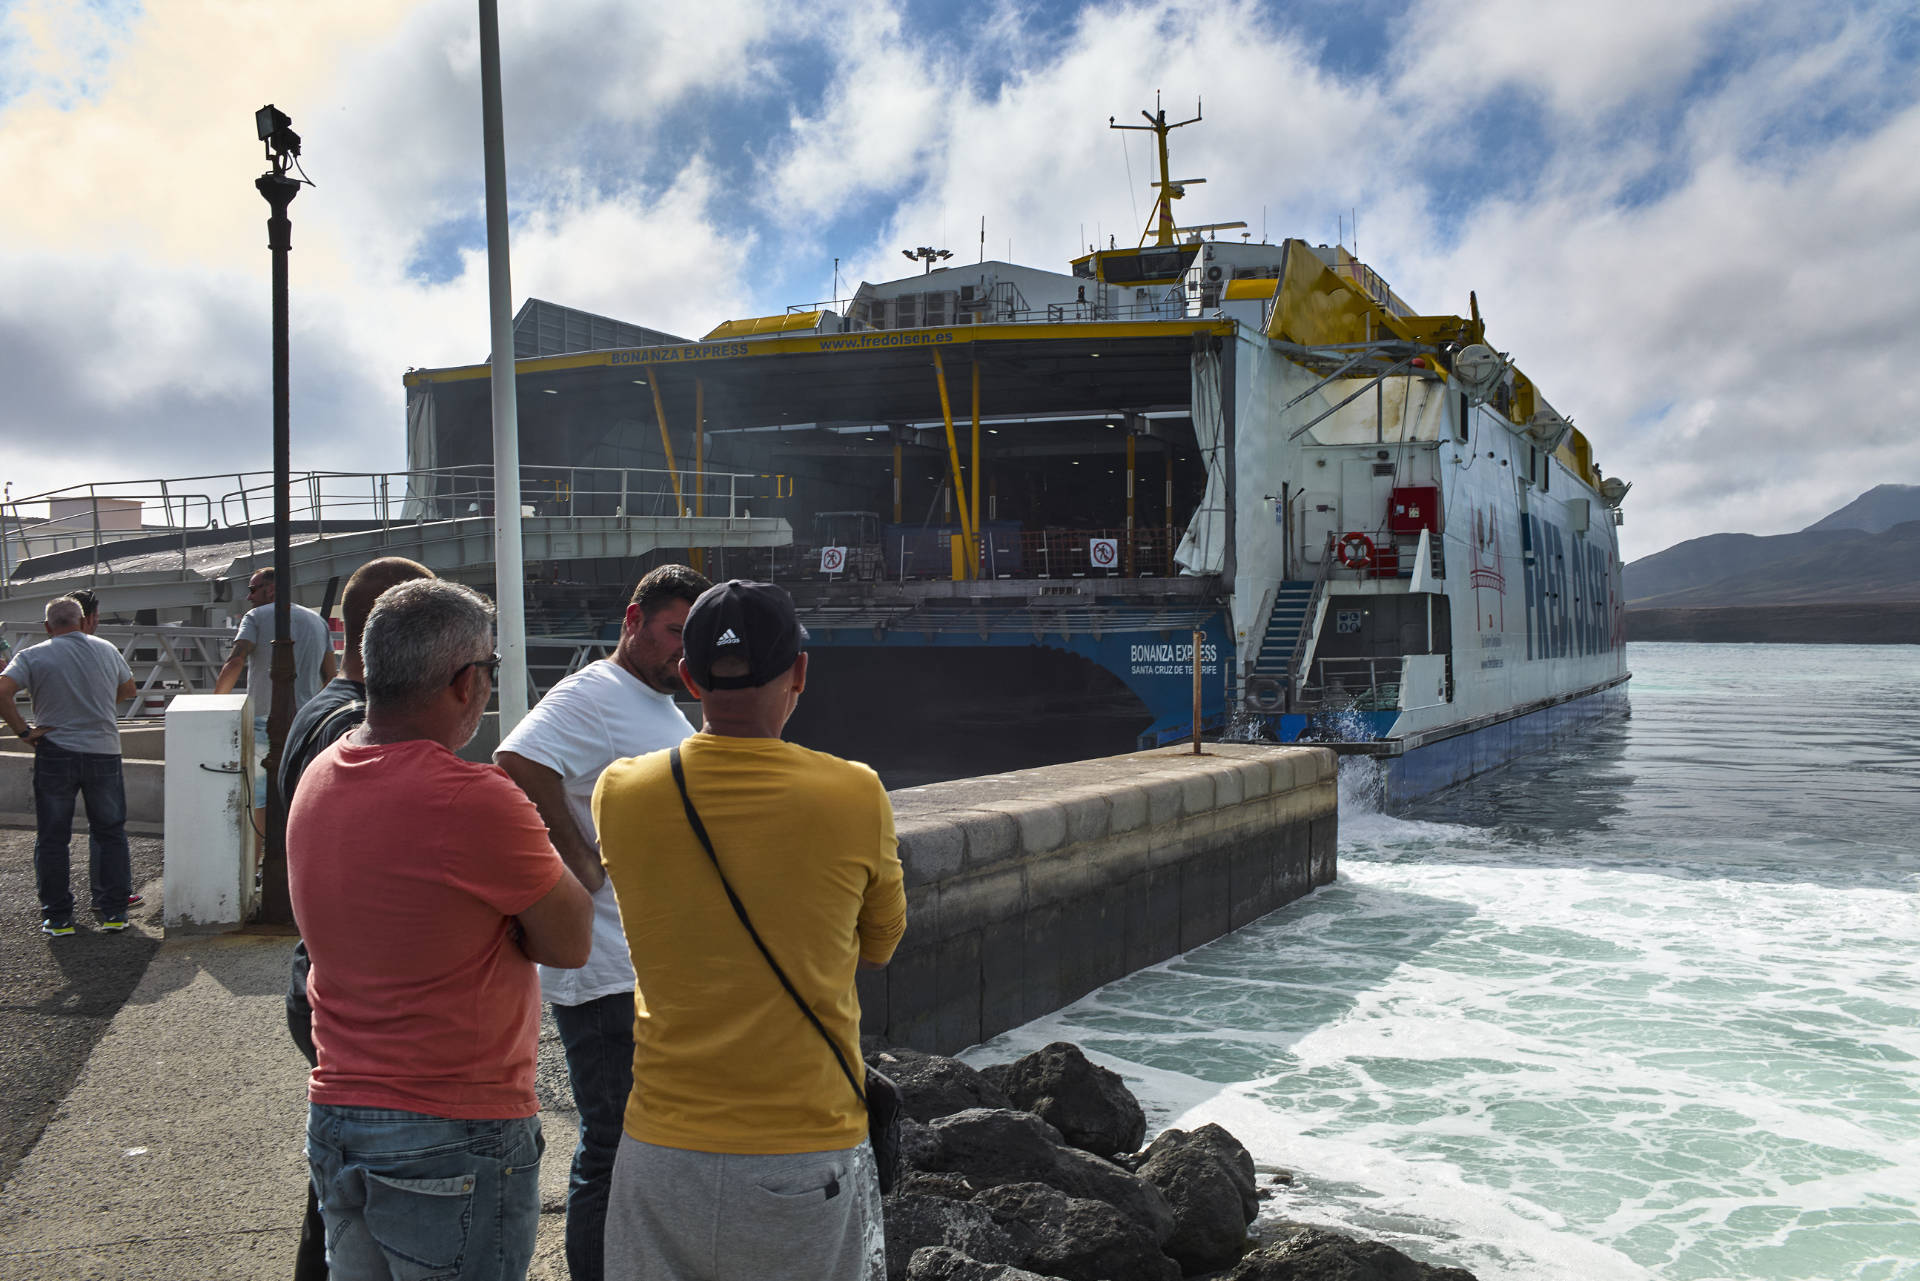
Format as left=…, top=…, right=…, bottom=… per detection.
left=46, top=598, right=82, bottom=628
left=361, top=580, right=495, bottom=707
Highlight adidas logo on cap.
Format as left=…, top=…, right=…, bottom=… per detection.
left=716, top=627, right=741, bottom=646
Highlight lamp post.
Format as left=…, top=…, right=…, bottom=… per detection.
left=478, top=0, right=529, bottom=735
left=254, top=104, right=302, bottom=925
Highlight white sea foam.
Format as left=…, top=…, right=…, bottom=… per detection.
left=967, top=646, right=1920, bottom=1281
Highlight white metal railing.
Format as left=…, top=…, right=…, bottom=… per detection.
left=0, top=624, right=233, bottom=719
left=1298, top=655, right=1406, bottom=712
left=0, top=621, right=621, bottom=721
left=1, top=464, right=771, bottom=597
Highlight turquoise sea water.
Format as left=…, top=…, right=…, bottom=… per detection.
left=967, top=643, right=1920, bottom=1281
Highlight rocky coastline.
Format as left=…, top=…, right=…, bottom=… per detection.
left=869, top=1040, right=1477, bottom=1281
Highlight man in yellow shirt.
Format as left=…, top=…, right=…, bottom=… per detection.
left=594, top=580, right=906, bottom=1281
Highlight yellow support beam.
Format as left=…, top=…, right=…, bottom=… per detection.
left=892, top=436, right=903, bottom=523
left=691, top=379, right=706, bottom=575
left=931, top=349, right=975, bottom=579
left=647, top=377, right=686, bottom=515
left=969, top=361, right=982, bottom=542
left=401, top=319, right=1239, bottom=387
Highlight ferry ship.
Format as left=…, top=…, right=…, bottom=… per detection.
left=398, top=104, right=1628, bottom=803
left=0, top=104, right=1628, bottom=806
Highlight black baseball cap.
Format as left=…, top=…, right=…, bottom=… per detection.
left=682, top=580, right=809, bottom=691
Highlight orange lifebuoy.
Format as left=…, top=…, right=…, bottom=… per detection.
left=1337, top=532, right=1376, bottom=569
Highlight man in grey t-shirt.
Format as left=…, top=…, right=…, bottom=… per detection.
left=213, top=567, right=335, bottom=813
left=0, top=596, right=137, bottom=936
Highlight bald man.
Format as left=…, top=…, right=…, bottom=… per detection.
left=1, top=596, right=138, bottom=936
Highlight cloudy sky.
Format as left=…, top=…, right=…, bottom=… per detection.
left=2, top=0, right=1915, bottom=560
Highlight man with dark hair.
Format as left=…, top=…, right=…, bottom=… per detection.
left=278, top=557, right=433, bottom=803
left=494, top=562, right=709, bottom=1281
left=276, top=555, right=432, bottom=1281
left=0, top=596, right=137, bottom=936
left=595, top=580, right=906, bottom=1281
left=68, top=588, right=100, bottom=634
left=289, top=579, right=593, bottom=1281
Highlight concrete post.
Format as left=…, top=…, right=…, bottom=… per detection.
left=163, top=695, right=257, bottom=932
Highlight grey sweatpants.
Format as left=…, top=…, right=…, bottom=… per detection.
left=604, top=1135, right=884, bottom=1281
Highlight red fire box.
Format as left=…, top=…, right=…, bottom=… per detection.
left=1388, top=486, right=1440, bottom=535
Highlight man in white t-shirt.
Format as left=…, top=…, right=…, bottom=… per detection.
left=495, top=562, right=710, bottom=1281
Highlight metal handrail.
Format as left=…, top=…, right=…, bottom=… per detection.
left=1299, top=655, right=1406, bottom=711
left=0, top=622, right=634, bottom=720
left=2, top=464, right=771, bottom=598
left=1281, top=534, right=1338, bottom=708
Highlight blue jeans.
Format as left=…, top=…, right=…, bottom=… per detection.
left=32, top=740, right=130, bottom=918
left=254, top=713, right=271, bottom=810
left=551, top=992, right=636, bottom=1281
left=307, top=1104, right=544, bottom=1281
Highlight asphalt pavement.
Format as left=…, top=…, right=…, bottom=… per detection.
left=0, top=825, right=164, bottom=1190
left=0, top=824, right=577, bottom=1279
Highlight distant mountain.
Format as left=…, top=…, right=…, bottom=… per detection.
left=1626, top=483, right=1920, bottom=607
left=1626, top=521, right=1920, bottom=606
left=1802, top=484, right=1920, bottom=534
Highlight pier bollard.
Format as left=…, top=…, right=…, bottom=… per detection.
left=162, top=694, right=257, bottom=932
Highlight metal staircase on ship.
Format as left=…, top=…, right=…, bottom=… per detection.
left=1238, top=529, right=1445, bottom=716
left=1242, top=577, right=1325, bottom=713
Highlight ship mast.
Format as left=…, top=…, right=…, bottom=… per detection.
left=1110, top=94, right=1203, bottom=248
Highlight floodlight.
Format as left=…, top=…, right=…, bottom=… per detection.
left=255, top=104, right=301, bottom=165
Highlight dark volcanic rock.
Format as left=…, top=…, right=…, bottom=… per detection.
left=1050, top=1145, right=1177, bottom=1246
left=1227, top=1224, right=1478, bottom=1281
left=981, top=1042, right=1147, bottom=1157
left=1137, top=1124, right=1260, bottom=1271
left=871, top=1047, right=1016, bottom=1122
left=896, top=1170, right=978, bottom=1200
left=901, top=1116, right=946, bottom=1173
left=973, top=1182, right=1179, bottom=1281
left=882, top=1194, right=1027, bottom=1281
left=1174, top=1123, right=1260, bottom=1220
left=921, top=1109, right=1176, bottom=1246
left=906, top=1246, right=1058, bottom=1281
left=923, top=1108, right=1071, bottom=1183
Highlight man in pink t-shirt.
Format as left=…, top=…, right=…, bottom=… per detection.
left=289, top=580, right=592, bottom=1280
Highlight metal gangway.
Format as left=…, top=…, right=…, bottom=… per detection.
left=0, top=464, right=793, bottom=625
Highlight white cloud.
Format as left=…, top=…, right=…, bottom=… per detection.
left=1, top=0, right=1915, bottom=566
left=1388, top=0, right=1760, bottom=123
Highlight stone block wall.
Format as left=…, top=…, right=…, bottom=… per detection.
left=860, top=743, right=1338, bottom=1055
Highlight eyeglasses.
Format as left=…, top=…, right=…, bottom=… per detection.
left=451, top=653, right=502, bottom=684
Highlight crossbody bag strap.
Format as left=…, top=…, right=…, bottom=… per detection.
left=668, top=746, right=866, bottom=1108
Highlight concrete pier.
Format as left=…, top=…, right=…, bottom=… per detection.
left=860, top=743, right=1338, bottom=1055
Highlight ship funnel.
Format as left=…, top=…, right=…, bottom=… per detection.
left=1452, top=343, right=1506, bottom=398
left=1600, top=476, right=1631, bottom=507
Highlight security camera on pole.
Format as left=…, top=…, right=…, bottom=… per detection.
left=253, top=104, right=307, bottom=925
